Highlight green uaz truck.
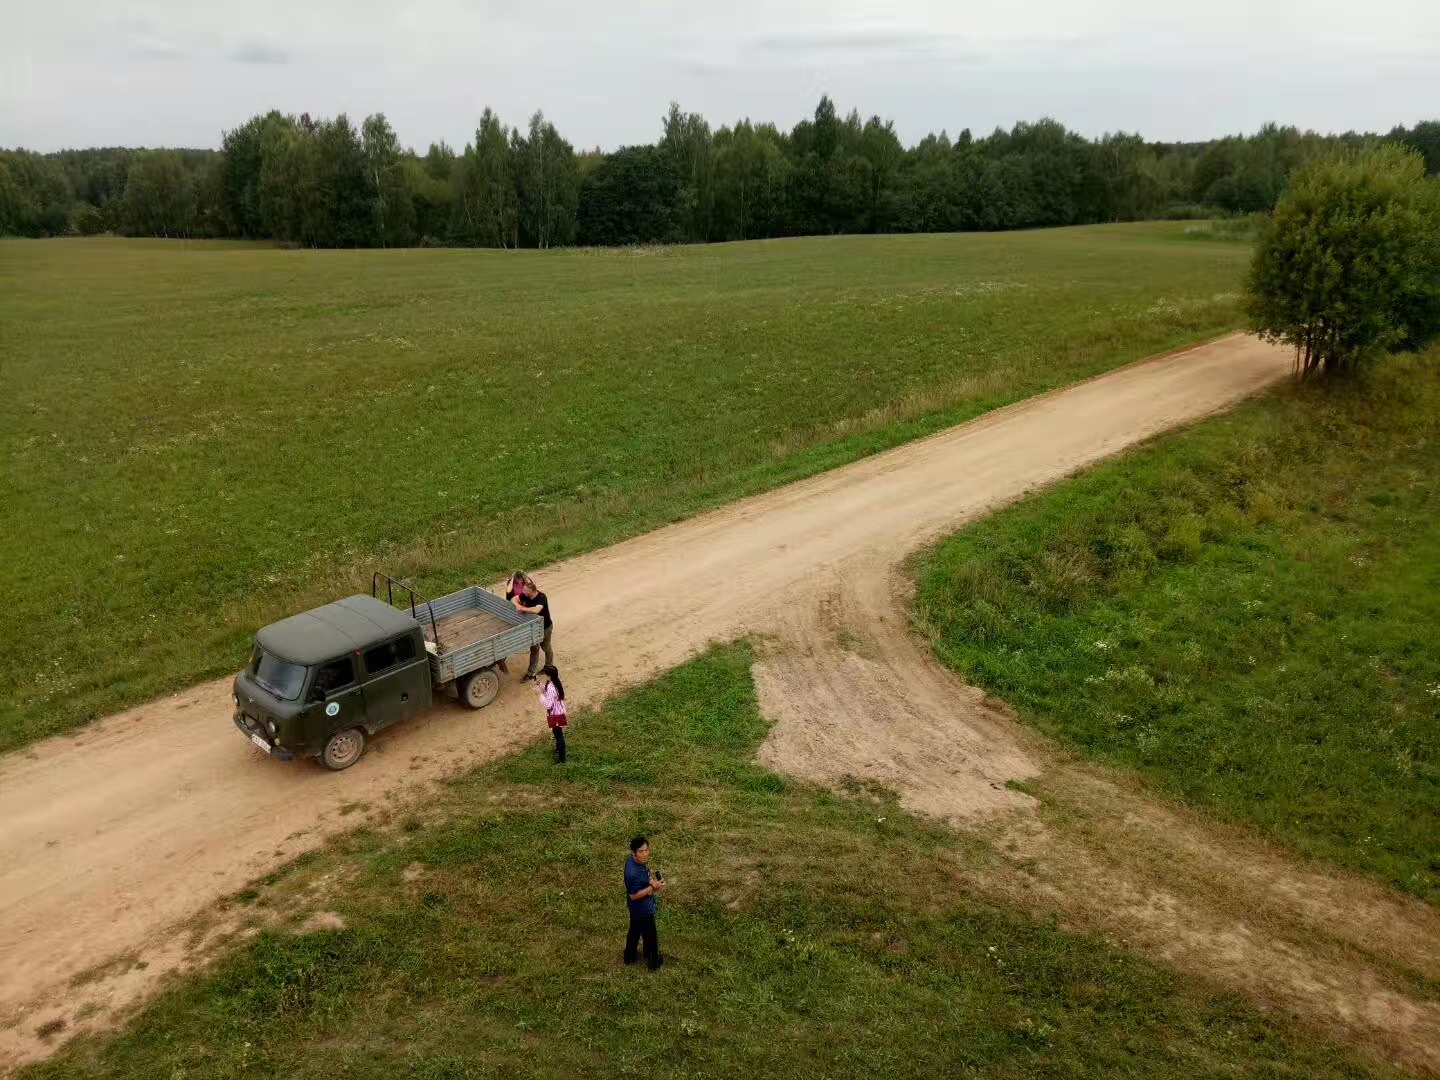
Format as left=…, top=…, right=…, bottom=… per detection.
left=232, top=575, right=543, bottom=770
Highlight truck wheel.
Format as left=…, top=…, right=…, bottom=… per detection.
left=320, top=728, right=366, bottom=771
left=457, top=667, right=501, bottom=709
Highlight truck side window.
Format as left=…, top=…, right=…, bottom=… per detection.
left=309, top=657, right=356, bottom=702
left=363, top=635, right=416, bottom=676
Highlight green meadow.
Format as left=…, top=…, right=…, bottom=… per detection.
left=917, top=349, right=1440, bottom=901
left=0, top=224, right=1247, bottom=748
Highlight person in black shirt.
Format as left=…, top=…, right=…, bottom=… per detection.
left=514, top=578, right=553, bottom=680
left=498, top=571, right=530, bottom=675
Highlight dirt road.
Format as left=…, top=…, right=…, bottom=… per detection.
left=6, top=333, right=1435, bottom=1073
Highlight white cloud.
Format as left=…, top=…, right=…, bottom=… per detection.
left=1, top=0, right=1437, bottom=152
left=226, top=40, right=291, bottom=65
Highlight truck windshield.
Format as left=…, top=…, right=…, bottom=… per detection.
left=249, top=647, right=306, bottom=701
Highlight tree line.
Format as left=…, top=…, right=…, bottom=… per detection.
left=3, top=98, right=1438, bottom=246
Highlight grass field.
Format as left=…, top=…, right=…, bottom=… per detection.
left=26, top=644, right=1389, bottom=1080
left=0, top=224, right=1250, bottom=750
left=916, top=349, right=1440, bottom=901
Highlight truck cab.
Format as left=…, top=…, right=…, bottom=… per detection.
left=233, top=595, right=433, bottom=770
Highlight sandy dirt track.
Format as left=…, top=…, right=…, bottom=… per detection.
left=5, top=333, right=1434, bottom=1073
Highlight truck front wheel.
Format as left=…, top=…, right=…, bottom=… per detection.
left=457, top=667, right=501, bottom=709
left=320, top=727, right=366, bottom=770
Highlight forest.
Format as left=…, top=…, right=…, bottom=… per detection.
left=3, top=97, right=1438, bottom=247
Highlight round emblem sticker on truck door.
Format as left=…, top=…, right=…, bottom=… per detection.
left=326, top=702, right=340, bottom=717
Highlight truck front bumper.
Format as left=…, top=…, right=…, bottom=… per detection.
left=233, top=713, right=295, bottom=761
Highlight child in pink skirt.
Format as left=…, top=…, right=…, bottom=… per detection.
left=537, top=664, right=567, bottom=764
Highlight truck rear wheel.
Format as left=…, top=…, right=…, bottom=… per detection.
left=320, top=727, right=366, bottom=771
left=457, top=667, right=501, bottom=709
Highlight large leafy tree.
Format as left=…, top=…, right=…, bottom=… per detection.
left=452, top=109, right=518, bottom=247
left=362, top=113, right=415, bottom=247
left=1391, top=121, right=1440, bottom=175
left=784, top=98, right=881, bottom=235
left=1092, top=133, right=1157, bottom=222
left=856, top=116, right=903, bottom=232
left=0, top=157, right=25, bottom=235
left=407, top=147, right=455, bottom=244
left=1246, top=145, right=1440, bottom=377
left=220, top=111, right=289, bottom=237
left=892, top=133, right=967, bottom=233
left=712, top=121, right=789, bottom=241
left=0, top=150, right=71, bottom=236
left=254, top=114, right=302, bottom=240
left=120, top=150, right=197, bottom=237
left=423, top=142, right=456, bottom=182
left=512, top=112, right=579, bottom=248
left=660, top=103, right=714, bottom=242
left=578, top=145, right=683, bottom=245
left=317, top=114, right=372, bottom=247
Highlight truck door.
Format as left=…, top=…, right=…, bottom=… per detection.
left=360, top=632, right=431, bottom=731
left=307, top=655, right=365, bottom=743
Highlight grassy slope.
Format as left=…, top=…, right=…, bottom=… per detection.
left=28, top=645, right=1386, bottom=1080
left=0, top=225, right=1248, bottom=748
left=916, top=350, right=1440, bottom=901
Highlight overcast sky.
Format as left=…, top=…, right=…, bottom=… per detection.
left=4, top=0, right=1438, bottom=153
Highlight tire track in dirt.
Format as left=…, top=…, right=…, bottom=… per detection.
left=10, top=333, right=1410, bottom=1073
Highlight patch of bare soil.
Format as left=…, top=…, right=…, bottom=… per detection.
left=755, top=559, right=1440, bottom=1077
left=296, top=911, right=347, bottom=934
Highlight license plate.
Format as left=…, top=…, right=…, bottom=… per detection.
left=249, top=733, right=272, bottom=753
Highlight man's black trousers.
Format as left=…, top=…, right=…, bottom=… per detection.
left=624, top=913, right=661, bottom=969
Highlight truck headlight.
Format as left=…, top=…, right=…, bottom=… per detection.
left=266, top=720, right=278, bottom=735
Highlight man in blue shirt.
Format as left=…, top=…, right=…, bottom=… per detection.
left=624, top=835, right=665, bottom=970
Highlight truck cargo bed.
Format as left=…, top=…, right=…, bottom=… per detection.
left=419, top=585, right=544, bottom=685
left=432, top=608, right=513, bottom=643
